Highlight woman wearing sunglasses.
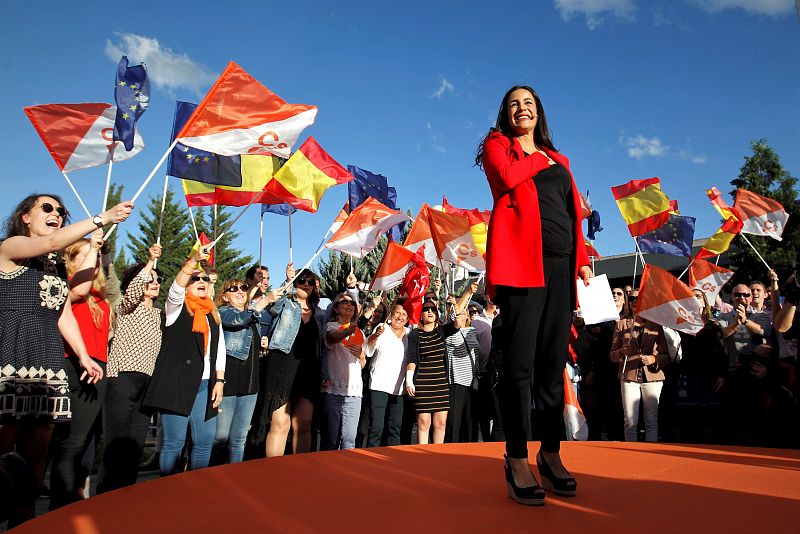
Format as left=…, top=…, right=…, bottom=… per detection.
left=256, top=268, right=327, bottom=457
left=320, top=293, right=366, bottom=450
left=406, top=303, right=467, bottom=444
left=49, top=231, right=115, bottom=508
left=97, top=243, right=163, bottom=492
left=211, top=278, right=272, bottom=464
left=143, top=246, right=226, bottom=475
left=0, top=194, right=132, bottom=524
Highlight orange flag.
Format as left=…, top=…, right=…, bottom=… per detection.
left=403, top=204, right=437, bottom=265
left=426, top=206, right=485, bottom=271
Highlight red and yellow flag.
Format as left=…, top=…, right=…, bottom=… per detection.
left=263, top=137, right=353, bottom=213
left=695, top=216, right=743, bottom=259
left=611, top=178, right=671, bottom=236
left=442, top=196, right=491, bottom=258
left=182, top=154, right=281, bottom=207
left=706, top=187, right=740, bottom=221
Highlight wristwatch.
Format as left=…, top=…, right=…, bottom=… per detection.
left=92, top=215, right=104, bottom=228
left=215, top=378, right=226, bottom=384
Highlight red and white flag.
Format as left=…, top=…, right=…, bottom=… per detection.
left=734, top=188, right=789, bottom=241
left=399, top=246, right=430, bottom=325
left=578, top=192, right=592, bottom=220
left=426, top=206, right=485, bottom=272
left=325, top=197, right=410, bottom=258
left=327, top=203, right=349, bottom=235
left=403, top=204, right=438, bottom=265
left=25, top=103, right=144, bottom=173
left=563, top=368, right=588, bottom=441
left=689, top=257, right=734, bottom=304
left=584, top=237, right=601, bottom=258
left=636, top=264, right=704, bottom=335
left=371, top=242, right=416, bottom=291
left=176, top=62, right=317, bottom=158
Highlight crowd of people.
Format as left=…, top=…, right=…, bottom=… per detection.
left=0, top=192, right=798, bottom=523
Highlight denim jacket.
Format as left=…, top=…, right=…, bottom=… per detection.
left=219, top=306, right=261, bottom=361
left=268, top=296, right=302, bottom=353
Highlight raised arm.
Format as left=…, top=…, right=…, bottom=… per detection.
left=68, top=230, right=104, bottom=300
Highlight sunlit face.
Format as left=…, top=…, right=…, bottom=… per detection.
left=335, top=296, right=357, bottom=322
left=750, top=283, right=766, bottom=306
left=507, top=88, right=538, bottom=136
left=390, top=305, right=408, bottom=326
left=732, top=284, right=752, bottom=307
left=187, top=271, right=210, bottom=299
left=144, top=272, right=161, bottom=299
left=612, top=288, right=625, bottom=305
left=24, top=196, right=65, bottom=237
left=223, top=281, right=249, bottom=310
left=420, top=304, right=438, bottom=325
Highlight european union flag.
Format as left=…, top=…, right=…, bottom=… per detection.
left=113, top=56, right=150, bottom=151
left=637, top=214, right=696, bottom=257
left=347, top=165, right=405, bottom=239
left=167, top=101, right=243, bottom=187
left=261, top=203, right=296, bottom=216
left=587, top=209, right=603, bottom=240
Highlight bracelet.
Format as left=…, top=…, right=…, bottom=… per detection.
left=181, top=267, right=194, bottom=275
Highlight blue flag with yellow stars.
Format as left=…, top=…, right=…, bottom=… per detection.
left=113, top=56, right=150, bottom=151
left=637, top=214, right=696, bottom=257
left=347, top=165, right=405, bottom=239
left=167, top=101, right=243, bottom=187
left=261, top=203, right=296, bottom=216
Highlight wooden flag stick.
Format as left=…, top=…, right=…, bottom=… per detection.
left=60, top=172, right=92, bottom=218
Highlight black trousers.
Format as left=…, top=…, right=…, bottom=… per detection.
left=97, top=372, right=152, bottom=493
left=367, top=391, right=404, bottom=447
left=494, top=256, right=572, bottom=458
left=445, top=384, right=474, bottom=443
left=49, top=357, right=107, bottom=510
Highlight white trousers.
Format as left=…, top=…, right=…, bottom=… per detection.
left=620, top=380, right=663, bottom=442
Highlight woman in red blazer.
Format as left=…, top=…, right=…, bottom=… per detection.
left=477, top=85, right=592, bottom=505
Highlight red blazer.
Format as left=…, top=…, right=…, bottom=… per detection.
left=482, top=131, right=590, bottom=303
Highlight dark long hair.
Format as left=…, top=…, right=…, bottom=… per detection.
left=2, top=193, right=70, bottom=240
left=294, top=268, right=321, bottom=310
left=474, top=85, right=556, bottom=168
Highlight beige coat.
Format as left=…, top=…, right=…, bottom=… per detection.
left=610, top=317, right=669, bottom=382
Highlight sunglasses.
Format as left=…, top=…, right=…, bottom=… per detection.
left=468, top=308, right=479, bottom=314
left=628, top=296, right=638, bottom=302
left=295, top=277, right=314, bottom=286
left=337, top=299, right=355, bottom=305
left=422, top=307, right=437, bottom=313
left=612, top=292, right=624, bottom=296
left=38, top=202, right=67, bottom=218
left=150, top=275, right=164, bottom=284
left=190, top=275, right=211, bottom=283
left=225, top=284, right=249, bottom=293
left=734, top=292, right=751, bottom=298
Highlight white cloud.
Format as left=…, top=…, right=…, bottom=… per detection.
left=688, top=0, right=793, bottom=16
left=426, top=122, right=446, bottom=153
left=105, top=34, right=217, bottom=98
left=553, top=0, right=636, bottom=29
left=678, top=148, right=708, bottom=164
left=430, top=77, right=455, bottom=99
left=624, top=135, right=668, bottom=158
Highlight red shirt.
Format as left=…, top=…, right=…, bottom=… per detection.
left=66, top=291, right=111, bottom=362
left=482, top=131, right=590, bottom=302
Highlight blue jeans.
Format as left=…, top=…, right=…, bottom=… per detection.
left=211, top=394, right=258, bottom=465
left=320, top=393, right=362, bottom=450
left=160, top=380, right=217, bottom=476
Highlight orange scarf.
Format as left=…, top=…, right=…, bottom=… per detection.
left=185, top=294, right=215, bottom=351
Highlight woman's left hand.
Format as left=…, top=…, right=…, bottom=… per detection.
left=640, top=355, right=656, bottom=366
left=78, top=355, right=104, bottom=384
left=578, top=266, right=593, bottom=287
left=211, top=381, right=224, bottom=408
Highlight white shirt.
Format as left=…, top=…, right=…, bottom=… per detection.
left=366, top=325, right=409, bottom=395
left=322, top=321, right=364, bottom=397
left=165, top=281, right=226, bottom=380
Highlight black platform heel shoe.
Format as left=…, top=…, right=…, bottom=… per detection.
left=536, top=451, right=577, bottom=496
left=504, top=455, right=545, bottom=506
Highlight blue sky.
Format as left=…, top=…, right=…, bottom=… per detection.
left=1, top=0, right=797, bottom=281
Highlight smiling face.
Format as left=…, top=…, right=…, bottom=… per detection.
left=507, top=88, right=538, bottom=137
left=23, top=196, right=65, bottom=237
left=420, top=304, right=438, bottom=326
left=612, top=287, right=625, bottom=308
left=389, top=305, right=408, bottom=327
left=749, top=282, right=766, bottom=308
left=144, top=271, right=161, bottom=299
left=334, top=294, right=357, bottom=323
left=732, top=284, right=752, bottom=308
left=222, top=279, right=248, bottom=310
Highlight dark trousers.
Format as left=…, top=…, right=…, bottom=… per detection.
left=97, top=372, right=151, bottom=493
left=49, top=357, right=107, bottom=510
left=471, top=370, right=503, bottom=442
left=400, top=395, right=416, bottom=445
left=367, top=391, right=404, bottom=447
left=354, top=368, right=371, bottom=448
left=445, top=384, right=474, bottom=443
left=494, top=256, right=572, bottom=458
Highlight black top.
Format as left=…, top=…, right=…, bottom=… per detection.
left=223, top=324, right=260, bottom=397
left=535, top=163, right=574, bottom=257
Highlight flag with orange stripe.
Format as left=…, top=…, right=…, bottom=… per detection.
left=442, top=196, right=491, bottom=258
left=636, top=264, right=704, bottom=334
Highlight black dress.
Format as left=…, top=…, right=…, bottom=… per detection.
left=0, top=253, right=71, bottom=421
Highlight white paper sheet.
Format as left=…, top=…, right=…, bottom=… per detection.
left=576, top=274, right=619, bottom=325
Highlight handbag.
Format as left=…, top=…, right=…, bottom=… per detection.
left=463, top=331, right=480, bottom=392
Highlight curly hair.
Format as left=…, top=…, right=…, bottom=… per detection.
left=2, top=193, right=70, bottom=240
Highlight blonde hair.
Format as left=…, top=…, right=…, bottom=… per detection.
left=64, top=239, right=112, bottom=330
left=215, top=278, right=246, bottom=308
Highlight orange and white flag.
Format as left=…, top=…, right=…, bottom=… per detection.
left=442, top=196, right=491, bottom=258
left=328, top=203, right=349, bottom=235
left=636, top=264, right=704, bottom=335
left=176, top=62, right=317, bottom=158
left=371, top=242, right=416, bottom=290
left=403, top=204, right=438, bottom=266
left=563, top=368, right=588, bottom=441
left=325, top=197, right=410, bottom=258
left=426, top=206, right=485, bottom=272
left=734, top=188, right=789, bottom=241
left=689, top=257, right=733, bottom=304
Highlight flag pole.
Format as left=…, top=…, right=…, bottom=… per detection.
left=738, top=233, right=772, bottom=271
left=102, top=144, right=115, bottom=212
left=60, top=172, right=92, bottom=218
left=631, top=248, right=639, bottom=290
left=206, top=189, right=264, bottom=250
left=188, top=206, right=200, bottom=242
left=288, top=209, right=294, bottom=264
left=212, top=204, right=218, bottom=266
left=259, top=211, right=264, bottom=266
left=104, top=138, right=179, bottom=240
left=153, top=174, right=170, bottom=269
left=677, top=259, right=695, bottom=281
left=281, top=238, right=329, bottom=291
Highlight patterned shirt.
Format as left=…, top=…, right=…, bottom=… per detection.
left=107, top=272, right=163, bottom=377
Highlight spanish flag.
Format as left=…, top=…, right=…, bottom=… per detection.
left=706, top=187, right=740, bottom=222
left=442, top=196, right=491, bottom=258
left=182, top=154, right=282, bottom=207
left=695, top=216, right=743, bottom=259
left=262, top=137, right=353, bottom=213
left=611, top=178, right=671, bottom=236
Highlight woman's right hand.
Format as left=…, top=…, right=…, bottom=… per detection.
left=149, top=243, right=163, bottom=261
left=286, top=262, right=296, bottom=281
left=89, top=229, right=104, bottom=250
left=640, top=355, right=656, bottom=366
left=191, top=244, right=210, bottom=264
left=78, top=355, right=104, bottom=384
left=102, top=201, right=135, bottom=225
left=405, top=370, right=415, bottom=397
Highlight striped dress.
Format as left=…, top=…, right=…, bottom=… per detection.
left=414, top=329, right=450, bottom=413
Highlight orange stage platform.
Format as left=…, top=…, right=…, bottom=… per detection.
left=14, top=441, right=800, bottom=533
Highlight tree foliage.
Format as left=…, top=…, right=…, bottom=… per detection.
left=194, top=205, right=254, bottom=284
left=728, top=139, right=798, bottom=286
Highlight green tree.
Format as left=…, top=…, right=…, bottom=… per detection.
left=194, top=205, right=254, bottom=284
left=728, top=139, right=799, bottom=286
